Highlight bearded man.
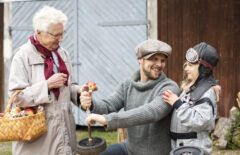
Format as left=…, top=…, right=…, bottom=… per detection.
left=80, top=39, right=180, bottom=155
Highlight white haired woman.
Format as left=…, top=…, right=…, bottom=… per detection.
left=8, top=6, right=80, bottom=155
left=163, top=42, right=221, bottom=154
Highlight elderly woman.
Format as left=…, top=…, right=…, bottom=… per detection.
left=163, top=42, right=220, bottom=154
left=8, top=6, right=80, bottom=155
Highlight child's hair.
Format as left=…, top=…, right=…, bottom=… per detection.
left=181, top=62, right=221, bottom=102
left=180, top=61, right=199, bottom=91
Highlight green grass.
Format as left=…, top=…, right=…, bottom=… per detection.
left=0, top=150, right=12, bottom=155
left=0, top=142, right=12, bottom=155
left=0, top=128, right=117, bottom=155
left=1, top=130, right=240, bottom=155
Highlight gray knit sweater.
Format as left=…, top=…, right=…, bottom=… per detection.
left=92, top=70, right=179, bottom=155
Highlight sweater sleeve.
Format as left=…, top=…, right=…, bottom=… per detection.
left=91, top=81, right=126, bottom=114
left=104, top=82, right=179, bottom=130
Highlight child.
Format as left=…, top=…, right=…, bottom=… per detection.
left=163, top=42, right=220, bottom=155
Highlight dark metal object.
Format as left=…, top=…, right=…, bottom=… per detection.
left=83, top=86, right=93, bottom=146
left=78, top=86, right=106, bottom=154
left=170, top=146, right=204, bottom=155
left=87, top=108, right=93, bottom=146
left=77, top=137, right=106, bottom=155
left=83, top=86, right=89, bottom=92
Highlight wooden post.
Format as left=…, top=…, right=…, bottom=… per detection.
left=0, top=3, right=4, bottom=113
left=117, top=128, right=127, bottom=143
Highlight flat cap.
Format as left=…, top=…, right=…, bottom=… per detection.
left=135, top=39, right=172, bottom=59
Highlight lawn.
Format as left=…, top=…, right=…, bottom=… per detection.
left=0, top=141, right=11, bottom=155
left=76, top=127, right=118, bottom=146
left=0, top=127, right=117, bottom=155
left=1, top=128, right=240, bottom=155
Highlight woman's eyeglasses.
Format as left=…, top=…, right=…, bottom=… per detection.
left=45, top=31, right=65, bottom=39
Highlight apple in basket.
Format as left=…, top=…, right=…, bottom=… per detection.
left=24, top=108, right=35, bottom=116
left=11, top=106, right=22, bottom=114
left=86, top=81, right=98, bottom=91
left=0, top=113, right=5, bottom=119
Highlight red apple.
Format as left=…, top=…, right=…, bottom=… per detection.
left=86, top=81, right=98, bottom=91
left=0, top=113, right=5, bottom=118
left=24, top=108, right=35, bottom=116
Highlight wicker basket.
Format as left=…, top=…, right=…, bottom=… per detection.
left=0, top=90, right=47, bottom=142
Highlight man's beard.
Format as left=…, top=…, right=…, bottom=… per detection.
left=142, top=65, right=162, bottom=80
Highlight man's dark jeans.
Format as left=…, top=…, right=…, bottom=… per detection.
left=100, top=142, right=128, bottom=155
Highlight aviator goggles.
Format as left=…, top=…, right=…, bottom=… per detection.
left=186, top=48, right=214, bottom=70
left=186, top=48, right=199, bottom=63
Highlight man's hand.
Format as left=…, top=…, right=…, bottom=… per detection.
left=86, top=114, right=107, bottom=125
left=47, top=73, right=67, bottom=90
left=80, top=86, right=92, bottom=110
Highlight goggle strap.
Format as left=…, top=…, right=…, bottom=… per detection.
left=199, top=59, right=214, bottom=70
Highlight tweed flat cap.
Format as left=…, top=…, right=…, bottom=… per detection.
left=135, top=39, right=172, bottom=59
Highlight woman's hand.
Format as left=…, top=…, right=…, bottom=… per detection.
left=79, top=85, right=93, bottom=110
left=163, top=89, right=179, bottom=106
left=86, top=114, right=107, bottom=125
left=47, top=73, right=67, bottom=90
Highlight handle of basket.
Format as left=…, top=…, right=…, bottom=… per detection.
left=5, top=90, right=22, bottom=113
